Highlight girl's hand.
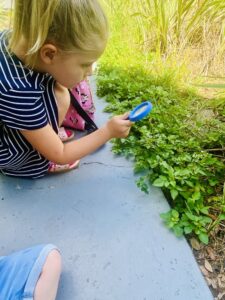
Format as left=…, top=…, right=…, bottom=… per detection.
left=104, top=112, right=133, bottom=139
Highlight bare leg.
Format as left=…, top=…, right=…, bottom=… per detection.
left=54, top=82, right=70, bottom=126
left=34, top=250, right=62, bottom=300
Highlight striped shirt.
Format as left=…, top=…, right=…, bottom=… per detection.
left=0, top=31, right=58, bottom=178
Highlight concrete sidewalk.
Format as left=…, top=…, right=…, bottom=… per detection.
left=0, top=79, right=213, bottom=300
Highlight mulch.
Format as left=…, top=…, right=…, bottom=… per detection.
left=189, top=225, right=225, bottom=300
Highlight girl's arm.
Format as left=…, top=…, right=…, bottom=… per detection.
left=20, top=114, right=132, bottom=164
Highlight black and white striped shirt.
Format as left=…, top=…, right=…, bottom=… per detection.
left=0, top=31, right=58, bottom=178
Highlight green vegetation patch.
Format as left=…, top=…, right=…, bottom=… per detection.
left=96, top=61, right=225, bottom=244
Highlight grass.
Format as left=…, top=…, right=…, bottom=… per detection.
left=0, top=4, right=11, bottom=30
left=101, top=0, right=225, bottom=83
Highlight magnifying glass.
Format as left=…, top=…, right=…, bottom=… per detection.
left=128, top=101, right=153, bottom=122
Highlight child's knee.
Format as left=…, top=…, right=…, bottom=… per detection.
left=44, top=249, right=62, bottom=275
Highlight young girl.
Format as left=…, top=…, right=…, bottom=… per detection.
left=0, top=0, right=132, bottom=178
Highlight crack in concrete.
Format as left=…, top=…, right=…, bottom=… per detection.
left=81, top=161, right=132, bottom=168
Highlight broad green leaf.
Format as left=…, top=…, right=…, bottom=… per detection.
left=198, top=233, right=209, bottom=245
left=171, top=209, right=179, bottom=218
left=185, top=212, right=196, bottom=221
left=184, top=226, right=193, bottom=234
left=160, top=212, right=171, bottom=221
left=153, top=176, right=168, bottom=187
left=171, top=189, right=178, bottom=200
left=200, top=207, right=209, bottom=215
left=192, top=191, right=201, bottom=201
left=218, top=214, right=225, bottom=221
left=173, top=225, right=183, bottom=237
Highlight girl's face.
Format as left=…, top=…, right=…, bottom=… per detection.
left=45, top=51, right=100, bottom=88
left=12, top=39, right=103, bottom=88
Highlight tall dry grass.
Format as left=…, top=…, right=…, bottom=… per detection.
left=0, top=1, right=11, bottom=30
left=102, top=0, right=225, bottom=81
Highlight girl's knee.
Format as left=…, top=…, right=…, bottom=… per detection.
left=34, top=249, right=62, bottom=300
left=43, top=249, right=62, bottom=275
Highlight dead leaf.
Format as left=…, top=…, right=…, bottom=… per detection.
left=205, top=259, right=213, bottom=273
left=217, top=277, right=225, bottom=289
left=211, top=278, right=217, bottom=289
left=190, top=238, right=201, bottom=250
left=206, top=277, right=212, bottom=286
left=200, top=265, right=210, bottom=277
left=206, top=247, right=216, bottom=260
left=217, top=291, right=225, bottom=300
left=218, top=277, right=222, bottom=288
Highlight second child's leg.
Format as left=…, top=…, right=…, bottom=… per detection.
left=34, top=249, right=62, bottom=300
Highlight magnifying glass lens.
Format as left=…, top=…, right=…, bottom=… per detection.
left=133, top=106, right=147, bottom=117
left=129, top=101, right=152, bottom=122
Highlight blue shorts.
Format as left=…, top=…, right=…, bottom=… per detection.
left=0, top=244, right=59, bottom=300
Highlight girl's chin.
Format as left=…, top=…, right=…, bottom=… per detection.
left=61, top=79, right=86, bottom=89
left=67, top=82, right=80, bottom=89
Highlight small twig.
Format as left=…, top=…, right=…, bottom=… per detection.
left=204, top=148, right=225, bottom=152
left=219, top=223, right=225, bottom=229
left=212, top=155, right=225, bottom=159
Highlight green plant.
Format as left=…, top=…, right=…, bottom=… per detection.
left=96, top=1, right=225, bottom=244
left=96, top=63, right=225, bottom=244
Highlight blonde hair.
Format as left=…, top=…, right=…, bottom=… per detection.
left=9, top=0, right=109, bottom=67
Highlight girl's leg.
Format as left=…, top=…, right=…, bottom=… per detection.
left=54, top=82, right=71, bottom=126
left=34, top=250, right=62, bottom=300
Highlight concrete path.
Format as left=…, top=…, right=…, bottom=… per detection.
left=0, top=79, right=213, bottom=300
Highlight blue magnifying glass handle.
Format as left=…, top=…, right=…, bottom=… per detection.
left=127, top=101, right=153, bottom=122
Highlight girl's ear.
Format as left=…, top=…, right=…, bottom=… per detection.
left=39, top=44, right=58, bottom=65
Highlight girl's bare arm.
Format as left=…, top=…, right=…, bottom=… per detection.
left=20, top=114, right=132, bottom=164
